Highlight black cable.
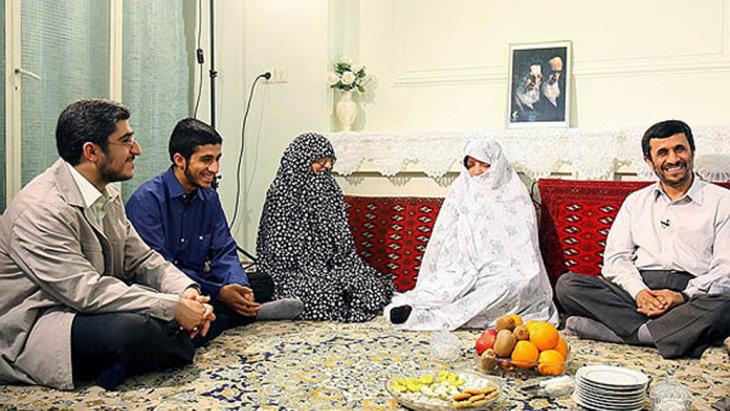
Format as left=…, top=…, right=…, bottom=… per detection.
left=193, top=0, right=204, bottom=118
left=229, top=72, right=271, bottom=258
left=530, top=179, right=540, bottom=207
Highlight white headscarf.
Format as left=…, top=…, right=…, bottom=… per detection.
left=385, top=139, right=557, bottom=330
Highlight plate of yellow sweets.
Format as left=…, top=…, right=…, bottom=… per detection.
left=385, top=370, right=505, bottom=410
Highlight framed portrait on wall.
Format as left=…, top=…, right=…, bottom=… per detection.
left=507, top=40, right=571, bottom=128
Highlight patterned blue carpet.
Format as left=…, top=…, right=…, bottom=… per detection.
left=1, top=317, right=728, bottom=410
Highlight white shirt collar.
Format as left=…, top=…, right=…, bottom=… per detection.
left=652, top=172, right=704, bottom=206
left=65, top=162, right=107, bottom=209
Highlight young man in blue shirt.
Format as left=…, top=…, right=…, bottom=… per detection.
left=126, top=118, right=302, bottom=342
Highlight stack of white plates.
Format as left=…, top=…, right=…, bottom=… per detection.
left=572, top=365, right=649, bottom=411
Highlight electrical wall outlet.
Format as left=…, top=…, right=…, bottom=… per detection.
left=269, top=68, right=288, bottom=83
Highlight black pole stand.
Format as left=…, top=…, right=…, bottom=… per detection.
left=207, top=0, right=257, bottom=265
left=209, top=0, right=217, bottom=129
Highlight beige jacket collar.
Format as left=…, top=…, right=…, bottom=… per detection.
left=55, top=160, right=121, bottom=207
left=65, top=162, right=104, bottom=209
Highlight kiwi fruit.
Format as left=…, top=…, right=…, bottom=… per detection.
left=494, top=329, right=517, bottom=357
left=513, top=325, right=529, bottom=340
left=479, top=348, right=497, bottom=371
left=495, top=316, right=516, bottom=331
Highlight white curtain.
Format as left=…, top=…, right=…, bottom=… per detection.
left=121, top=0, right=193, bottom=199
left=6, top=0, right=192, bottom=208
left=1, top=0, right=5, bottom=212
left=20, top=0, right=110, bottom=185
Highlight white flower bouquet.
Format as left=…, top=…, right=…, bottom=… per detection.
left=327, top=57, right=368, bottom=93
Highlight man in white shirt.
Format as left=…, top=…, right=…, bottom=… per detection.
left=556, top=120, right=730, bottom=358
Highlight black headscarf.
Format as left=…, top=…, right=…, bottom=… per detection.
left=257, top=133, right=393, bottom=321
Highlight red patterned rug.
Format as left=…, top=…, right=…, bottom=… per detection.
left=538, top=179, right=730, bottom=283
left=345, top=180, right=730, bottom=292
left=344, top=196, right=443, bottom=292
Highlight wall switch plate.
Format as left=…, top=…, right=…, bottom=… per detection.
left=269, top=68, right=288, bottom=83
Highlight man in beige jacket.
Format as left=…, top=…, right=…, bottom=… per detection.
left=0, top=99, right=214, bottom=390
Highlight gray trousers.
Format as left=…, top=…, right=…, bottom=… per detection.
left=555, top=271, right=730, bottom=359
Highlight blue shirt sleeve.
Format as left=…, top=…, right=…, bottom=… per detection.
left=207, top=194, right=250, bottom=288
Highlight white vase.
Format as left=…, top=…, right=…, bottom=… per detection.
left=335, top=90, right=357, bottom=132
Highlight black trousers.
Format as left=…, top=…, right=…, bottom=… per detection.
left=71, top=272, right=275, bottom=383
left=193, top=271, right=275, bottom=345
left=556, top=270, right=730, bottom=358
left=71, top=312, right=195, bottom=384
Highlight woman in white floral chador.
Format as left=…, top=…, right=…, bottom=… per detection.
left=385, top=139, right=558, bottom=330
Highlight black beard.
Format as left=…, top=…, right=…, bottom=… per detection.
left=99, top=157, right=133, bottom=183
left=183, top=165, right=200, bottom=189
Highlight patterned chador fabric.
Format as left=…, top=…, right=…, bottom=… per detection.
left=257, top=133, right=394, bottom=322
left=383, top=139, right=557, bottom=331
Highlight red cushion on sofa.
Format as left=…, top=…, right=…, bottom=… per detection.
left=538, top=179, right=730, bottom=283
left=343, top=196, right=443, bottom=292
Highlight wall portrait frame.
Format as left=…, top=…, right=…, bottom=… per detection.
left=507, top=40, right=572, bottom=128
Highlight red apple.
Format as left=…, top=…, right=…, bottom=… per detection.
left=475, top=328, right=498, bottom=355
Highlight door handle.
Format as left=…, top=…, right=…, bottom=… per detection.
left=14, top=67, right=42, bottom=81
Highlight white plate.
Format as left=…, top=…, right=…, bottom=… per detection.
left=577, top=372, right=648, bottom=389
left=576, top=384, right=645, bottom=398
left=574, top=387, right=645, bottom=407
left=575, top=384, right=645, bottom=399
left=576, top=365, right=649, bottom=388
left=577, top=380, right=647, bottom=396
left=575, top=399, right=643, bottom=411
left=576, top=396, right=644, bottom=409
left=572, top=392, right=644, bottom=411
left=577, top=377, right=648, bottom=393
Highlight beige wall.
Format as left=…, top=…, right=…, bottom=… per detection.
left=357, top=0, right=730, bottom=129
left=207, top=0, right=730, bottom=250
left=196, top=0, right=331, bottom=251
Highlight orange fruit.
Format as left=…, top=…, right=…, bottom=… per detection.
left=529, top=322, right=559, bottom=351
left=509, top=314, right=524, bottom=327
left=511, top=340, right=539, bottom=369
left=555, top=337, right=569, bottom=359
left=537, top=350, right=565, bottom=375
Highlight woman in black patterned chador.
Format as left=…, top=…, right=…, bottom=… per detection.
left=256, top=133, right=394, bottom=322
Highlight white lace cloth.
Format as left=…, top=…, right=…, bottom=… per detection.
left=326, top=126, right=730, bottom=181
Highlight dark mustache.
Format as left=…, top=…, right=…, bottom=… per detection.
left=661, top=161, right=686, bottom=169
